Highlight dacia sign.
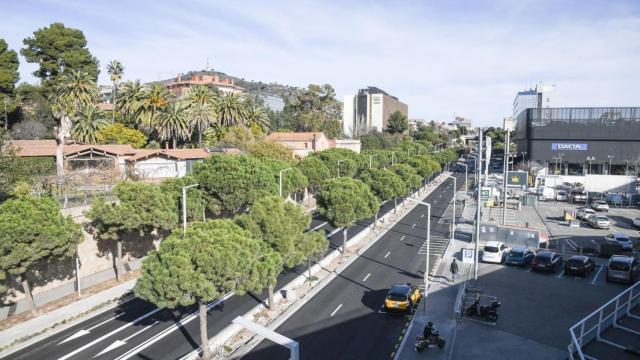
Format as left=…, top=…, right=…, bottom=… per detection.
left=551, top=143, right=588, bottom=151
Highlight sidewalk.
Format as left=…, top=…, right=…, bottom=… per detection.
left=0, top=259, right=141, bottom=320
left=395, top=193, right=475, bottom=360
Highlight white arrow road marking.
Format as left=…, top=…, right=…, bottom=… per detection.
left=59, top=312, right=128, bottom=344
left=113, top=293, right=234, bottom=360
left=363, top=273, right=371, bottom=282
left=94, top=320, right=160, bottom=357
left=58, top=307, right=164, bottom=360
left=330, top=304, right=343, bottom=317
left=384, top=251, right=391, bottom=258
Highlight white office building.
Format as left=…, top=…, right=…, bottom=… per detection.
left=513, top=82, right=556, bottom=118
left=342, top=87, right=408, bottom=138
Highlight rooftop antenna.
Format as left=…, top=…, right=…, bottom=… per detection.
left=205, top=57, right=211, bottom=72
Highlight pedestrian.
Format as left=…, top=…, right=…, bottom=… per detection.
left=450, top=258, right=459, bottom=282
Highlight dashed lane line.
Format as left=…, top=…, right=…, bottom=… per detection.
left=330, top=304, right=343, bottom=317
left=363, top=273, right=371, bottom=282
left=384, top=251, right=391, bottom=258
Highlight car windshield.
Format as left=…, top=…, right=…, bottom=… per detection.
left=484, top=246, right=499, bottom=253
left=615, top=236, right=630, bottom=242
left=388, top=293, right=407, bottom=301
left=597, top=216, right=608, bottom=221
left=535, top=256, right=550, bottom=264
left=567, top=259, right=584, bottom=266
left=597, top=201, right=607, bottom=205
left=508, top=250, right=523, bottom=258
left=609, top=261, right=630, bottom=271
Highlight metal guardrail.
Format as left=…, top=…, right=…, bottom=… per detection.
left=567, top=280, right=640, bottom=359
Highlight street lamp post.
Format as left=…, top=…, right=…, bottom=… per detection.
left=586, top=156, right=595, bottom=175
left=369, top=154, right=377, bottom=169
left=279, top=167, right=293, bottom=197
left=337, top=159, right=346, bottom=177
left=474, top=129, right=482, bottom=280
left=607, top=155, right=614, bottom=174
left=447, top=175, right=457, bottom=245
left=521, top=152, right=527, bottom=171
left=182, top=183, right=199, bottom=236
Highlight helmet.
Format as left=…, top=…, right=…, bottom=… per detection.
left=427, top=321, right=433, bottom=327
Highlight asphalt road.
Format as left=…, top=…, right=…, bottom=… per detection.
left=241, top=170, right=467, bottom=360
left=5, top=174, right=440, bottom=360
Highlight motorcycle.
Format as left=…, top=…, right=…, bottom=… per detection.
left=415, top=329, right=446, bottom=351
left=466, top=299, right=500, bottom=322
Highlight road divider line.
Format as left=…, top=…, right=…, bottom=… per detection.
left=330, top=304, right=343, bottom=317
left=591, top=266, right=604, bottom=285
left=363, top=273, right=371, bottom=282
left=384, top=252, right=391, bottom=259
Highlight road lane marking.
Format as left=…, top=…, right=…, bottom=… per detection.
left=327, top=227, right=343, bottom=237
left=363, top=273, right=371, bottom=282
left=400, top=235, right=405, bottom=241
left=421, top=214, right=424, bottom=218
left=556, top=270, right=565, bottom=279
left=591, top=266, right=604, bottom=285
left=59, top=311, right=128, bottom=344
left=308, top=221, right=328, bottom=232
left=57, top=307, right=164, bottom=360
left=330, top=304, right=343, bottom=317
left=112, top=292, right=234, bottom=360
left=411, top=224, right=416, bottom=228
left=384, top=251, right=391, bottom=258
left=94, top=320, right=161, bottom=357
left=591, top=239, right=598, bottom=245
left=566, top=239, right=578, bottom=250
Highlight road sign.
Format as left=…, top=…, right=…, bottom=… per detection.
left=462, top=248, right=474, bottom=264
left=481, top=189, right=490, bottom=200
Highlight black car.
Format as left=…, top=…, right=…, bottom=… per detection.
left=564, top=255, right=596, bottom=277
left=531, top=252, right=562, bottom=273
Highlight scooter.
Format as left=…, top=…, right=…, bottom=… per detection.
left=466, top=299, right=500, bottom=322
left=415, top=329, right=446, bottom=351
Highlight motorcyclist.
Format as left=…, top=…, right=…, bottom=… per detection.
left=422, top=321, right=437, bottom=340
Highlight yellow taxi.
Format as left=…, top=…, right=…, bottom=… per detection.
left=383, top=283, right=421, bottom=313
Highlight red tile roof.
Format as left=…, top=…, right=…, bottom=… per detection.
left=7, top=140, right=137, bottom=157
left=267, top=132, right=325, bottom=142
left=127, top=149, right=211, bottom=161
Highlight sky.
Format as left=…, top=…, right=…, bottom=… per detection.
left=2, top=0, right=640, bottom=127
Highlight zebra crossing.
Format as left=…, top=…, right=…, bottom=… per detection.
left=418, top=235, right=450, bottom=255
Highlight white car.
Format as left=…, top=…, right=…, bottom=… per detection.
left=604, top=233, right=633, bottom=250
left=577, top=207, right=596, bottom=220
left=556, top=190, right=568, bottom=201
left=482, top=241, right=508, bottom=264
left=591, top=200, right=609, bottom=212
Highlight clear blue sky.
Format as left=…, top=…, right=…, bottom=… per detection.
left=3, top=0, right=640, bottom=126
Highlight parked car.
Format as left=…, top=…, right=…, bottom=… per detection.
left=587, top=215, right=611, bottom=229
left=556, top=190, right=568, bottom=201
left=591, top=200, right=609, bottom=212
left=604, top=233, right=633, bottom=251
left=383, top=283, right=421, bottom=313
left=572, top=193, right=588, bottom=203
left=482, top=241, right=508, bottom=264
left=531, top=252, right=563, bottom=273
left=598, top=242, right=628, bottom=258
left=605, top=255, right=640, bottom=284
left=633, top=217, right=640, bottom=228
left=505, top=247, right=535, bottom=266
left=577, top=207, right=596, bottom=220
left=564, top=255, right=596, bottom=277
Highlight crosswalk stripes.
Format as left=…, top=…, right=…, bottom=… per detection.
left=417, top=235, right=450, bottom=255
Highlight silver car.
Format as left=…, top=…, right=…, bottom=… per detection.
left=604, top=233, right=633, bottom=250
left=588, top=214, right=610, bottom=229
left=591, top=200, right=609, bottom=212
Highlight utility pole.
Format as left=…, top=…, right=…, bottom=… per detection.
left=475, top=129, right=482, bottom=280
left=182, top=184, right=199, bottom=236
left=337, top=159, right=346, bottom=177
left=279, top=168, right=293, bottom=197
left=502, top=127, right=510, bottom=226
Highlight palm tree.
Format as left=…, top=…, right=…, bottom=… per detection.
left=117, top=80, right=146, bottom=125
left=216, top=92, right=246, bottom=127
left=156, top=102, right=190, bottom=148
left=51, top=70, right=99, bottom=177
left=138, top=82, right=169, bottom=133
left=106, top=60, right=124, bottom=124
left=245, top=103, right=270, bottom=133
left=71, top=104, right=109, bottom=144
left=183, top=86, right=218, bottom=147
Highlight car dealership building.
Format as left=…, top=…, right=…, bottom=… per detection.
left=515, top=107, right=640, bottom=176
